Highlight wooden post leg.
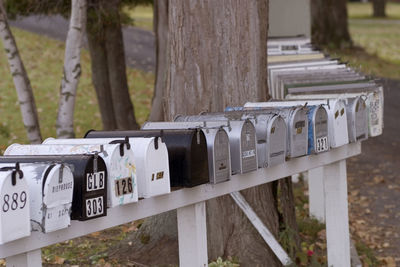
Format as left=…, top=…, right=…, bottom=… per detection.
left=177, top=201, right=208, bottom=267
left=308, top=166, right=325, bottom=222
left=6, top=249, right=42, bottom=267
left=324, top=159, right=351, bottom=267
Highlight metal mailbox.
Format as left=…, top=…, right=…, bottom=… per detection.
left=0, top=163, right=30, bottom=244
left=0, top=162, right=74, bottom=233
left=345, top=97, right=369, bottom=142
left=174, top=116, right=258, bottom=174
left=142, top=121, right=231, bottom=184
left=6, top=141, right=137, bottom=207
left=85, top=130, right=209, bottom=188
left=43, top=137, right=170, bottom=199
left=242, top=104, right=308, bottom=158
left=0, top=155, right=107, bottom=221
left=306, top=105, right=329, bottom=154
left=250, top=99, right=349, bottom=148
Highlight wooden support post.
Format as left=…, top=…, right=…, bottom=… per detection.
left=177, top=201, right=208, bottom=267
left=6, top=249, right=42, bottom=267
left=308, top=166, right=325, bottom=222
left=324, top=159, right=351, bottom=267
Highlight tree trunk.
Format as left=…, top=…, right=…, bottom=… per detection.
left=56, top=0, right=86, bottom=138
left=0, top=0, right=42, bottom=144
left=372, top=0, right=386, bottom=17
left=108, top=1, right=299, bottom=266
left=104, top=0, right=139, bottom=130
left=311, top=0, right=352, bottom=48
left=86, top=11, right=117, bottom=130
left=148, top=0, right=168, bottom=122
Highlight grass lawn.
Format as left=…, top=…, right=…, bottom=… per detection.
left=0, top=27, right=154, bottom=153
left=347, top=2, right=400, bottom=19
left=122, top=4, right=153, bottom=31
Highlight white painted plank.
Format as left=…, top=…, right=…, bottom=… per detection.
left=177, top=202, right=208, bottom=267
left=324, top=159, right=351, bottom=267
left=308, top=166, right=325, bottom=222
left=0, top=142, right=360, bottom=258
left=6, top=249, right=42, bottom=267
left=230, top=192, right=292, bottom=266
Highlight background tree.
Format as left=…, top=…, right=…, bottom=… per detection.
left=372, top=0, right=386, bottom=17
left=311, top=0, right=352, bottom=48
left=0, top=0, right=42, bottom=144
left=110, top=0, right=299, bottom=265
left=57, top=0, right=87, bottom=138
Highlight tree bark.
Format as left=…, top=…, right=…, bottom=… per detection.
left=148, top=0, right=168, bottom=122
left=0, top=0, right=42, bottom=144
left=311, top=0, right=352, bottom=48
left=104, top=0, right=139, bottom=130
left=372, top=0, right=386, bottom=17
left=56, top=0, right=86, bottom=138
left=108, top=1, right=298, bottom=266
left=86, top=10, right=117, bottom=130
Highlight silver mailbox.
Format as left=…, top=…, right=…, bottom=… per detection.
left=142, top=121, right=231, bottom=184
left=5, top=141, right=137, bottom=208
left=241, top=105, right=308, bottom=158
left=0, top=163, right=30, bottom=244
left=175, top=116, right=258, bottom=175
left=42, top=137, right=171, bottom=199
left=0, top=163, right=74, bottom=233
left=346, top=96, right=368, bottom=142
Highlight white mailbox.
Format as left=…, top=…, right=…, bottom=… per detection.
left=242, top=104, right=308, bottom=158
left=43, top=137, right=170, bottom=199
left=0, top=163, right=73, bottom=233
left=0, top=163, right=30, bottom=244
left=142, top=121, right=231, bottom=184
left=6, top=141, right=138, bottom=207
left=252, top=99, right=349, bottom=148
left=175, top=116, right=258, bottom=175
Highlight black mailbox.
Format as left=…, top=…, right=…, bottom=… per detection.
left=85, top=129, right=209, bottom=188
left=0, top=155, right=107, bottom=221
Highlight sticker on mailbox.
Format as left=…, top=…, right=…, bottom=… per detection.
left=86, top=196, right=104, bottom=218
left=87, top=171, right=105, bottom=192
left=115, top=177, right=133, bottom=197
left=316, top=137, right=329, bottom=153
left=242, top=149, right=256, bottom=159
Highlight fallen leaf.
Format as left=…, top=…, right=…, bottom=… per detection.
left=54, top=255, right=65, bottom=265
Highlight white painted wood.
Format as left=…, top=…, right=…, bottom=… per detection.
left=0, top=142, right=360, bottom=258
left=6, top=249, right=42, bottom=267
left=177, top=202, right=207, bottom=267
left=308, top=166, right=325, bottom=222
left=324, top=159, right=351, bottom=267
left=230, top=192, right=292, bottom=266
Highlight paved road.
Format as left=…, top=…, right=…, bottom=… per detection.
left=10, top=14, right=156, bottom=72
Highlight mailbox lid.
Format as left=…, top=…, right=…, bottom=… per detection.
left=85, top=129, right=209, bottom=188
left=0, top=165, right=30, bottom=244
left=310, top=105, right=329, bottom=154
left=354, top=97, right=369, bottom=141
left=0, top=155, right=108, bottom=221
left=268, top=115, right=287, bottom=167
left=288, top=107, right=308, bottom=157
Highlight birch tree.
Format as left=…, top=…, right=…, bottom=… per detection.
left=0, top=0, right=42, bottom=144
left=56, top=0, right=87, bottom=138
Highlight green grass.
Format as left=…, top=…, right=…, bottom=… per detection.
left=0, top=27, right=154, bottom=152
left=122, top=4, right=153, bottom=31
left=348, top=2, right=400, bottom=19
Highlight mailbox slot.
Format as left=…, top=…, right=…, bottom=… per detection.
left=11, top=141, right=138, bottom=207
left=142, top=121, right=231, bottom=184
left=0, top=164, right=30, bottom=244
left=0, top=155, right=107, bottom=221
left=85, top=130, right=208, bottom=188
left=174, top=117, right=258, bottom=174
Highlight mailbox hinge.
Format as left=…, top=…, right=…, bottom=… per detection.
left=93, top=153, right=98, bottom=173
left=59, top=164, right=64, bottom=184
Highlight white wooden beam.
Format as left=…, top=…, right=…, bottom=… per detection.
left=6, top=249, right=42, bottom=267
left=177, top=202, right=208, bottom=267
left=324, top=159, right=351, bottom=267
left=230, top=192, right=292, bottom=266
left=308, top=166, right=325, bottom=222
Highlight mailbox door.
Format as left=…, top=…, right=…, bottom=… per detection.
left=366, top=90, right=384, bottom=137
left=289, top=108, right=308, bottom=158
left=268, top=116, right=287, bottom=167
left=42, top=164, right=74, bottom=232
left=240, top=121, right=258, bottom=173
left=250, top=116, right=268, bottom=168
left=355, top=98, right=369, bottom=141
left=0, top=169, right=30, bottom=244
left=330, top=100, right=349, bottom=147
left=312, top=106, right=329, bottom=154
left=212, top=129, right=231, bottom=183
